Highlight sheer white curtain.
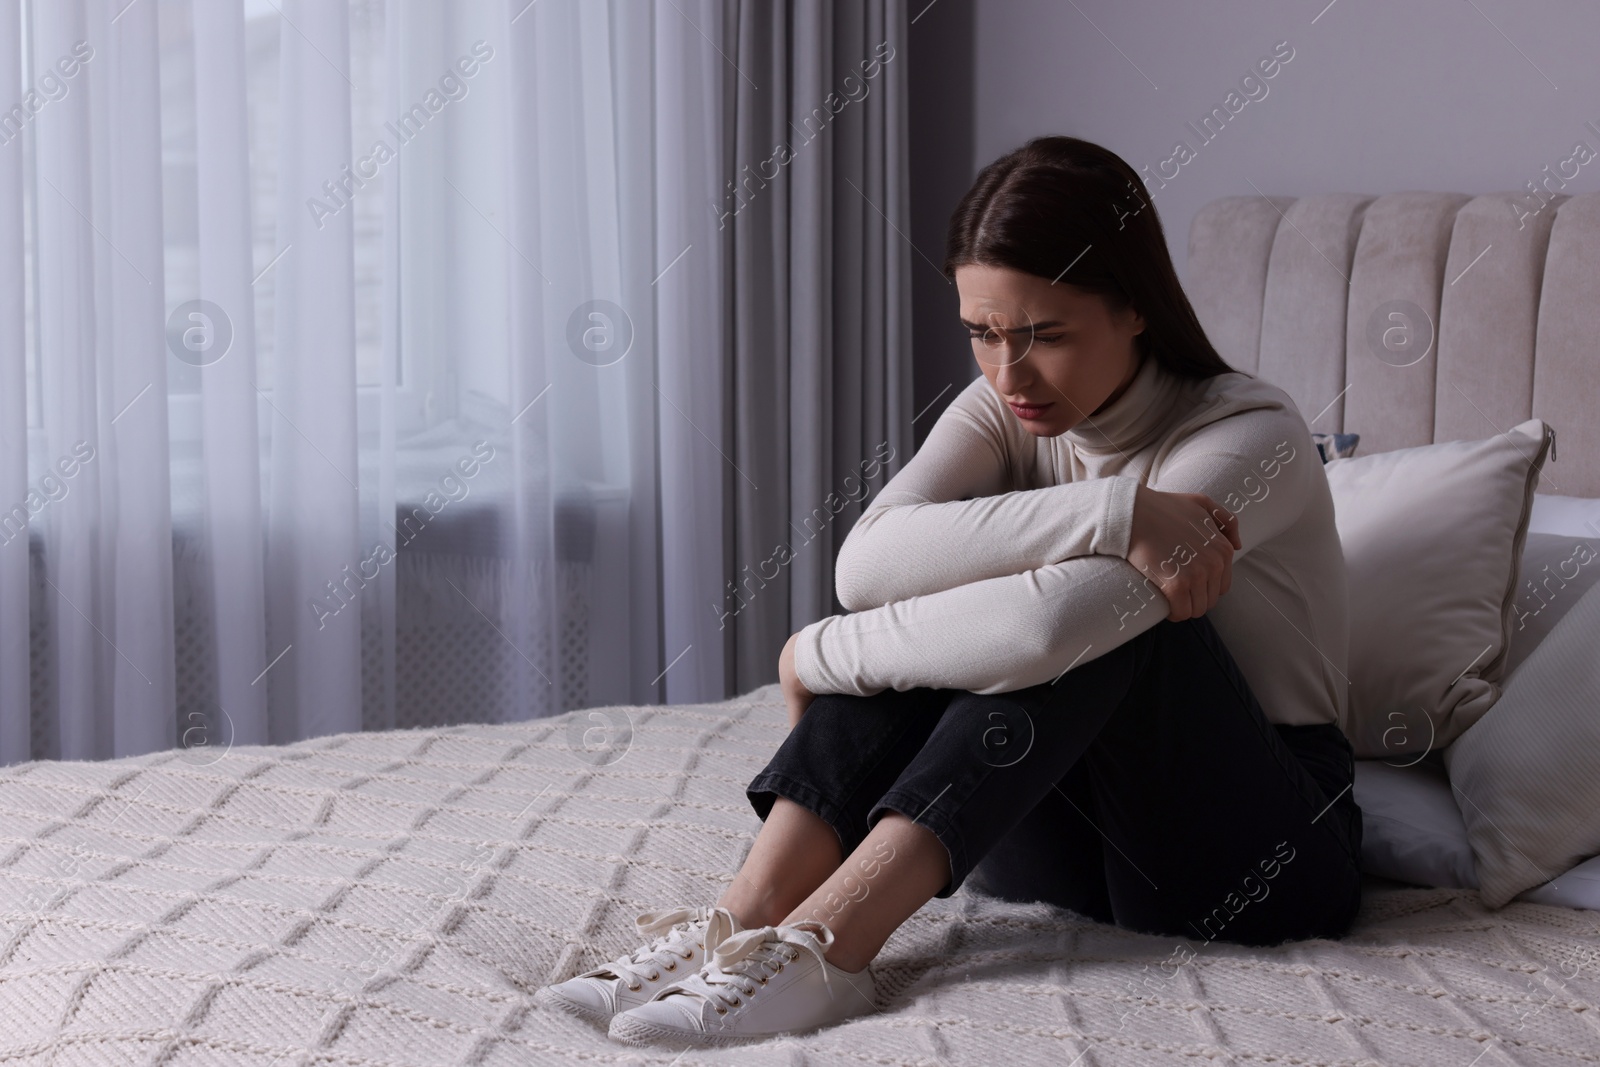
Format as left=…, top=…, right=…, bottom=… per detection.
left=0, top=0, right=911, bottom=764
left=0, top=0, right=711, bottom=763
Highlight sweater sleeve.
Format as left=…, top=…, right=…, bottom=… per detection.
left=834, top=376, right=1141, bottom=612
left=794, top=407, right=1314, bottom=696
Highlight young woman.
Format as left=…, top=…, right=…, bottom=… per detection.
left=538, top=135, right=1363, bottom=1048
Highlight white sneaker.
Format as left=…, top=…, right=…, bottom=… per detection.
left=535, top=906, right=741, bottom=1025
left=608, top=919, right=877, bottom=1047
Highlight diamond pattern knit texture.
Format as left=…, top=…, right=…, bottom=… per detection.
left=0, top=683, right=1595, bottom=1066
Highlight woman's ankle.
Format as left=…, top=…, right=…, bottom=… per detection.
left=716, top=885, right=787, bottom=930
left=821, top=941, right=875, bottom=974
left=781, top=907, right=884, bottom=973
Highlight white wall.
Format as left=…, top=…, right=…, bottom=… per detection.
left=969, top=0, right=1600, bottom=282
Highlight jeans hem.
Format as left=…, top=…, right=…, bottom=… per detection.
left=747, top=770, right=859, bottom=855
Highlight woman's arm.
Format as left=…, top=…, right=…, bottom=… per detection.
left=796, top=409, right=1313, bottom=696
left=777, top=631, right=815, bottom=727
left=836, top=376, right=1142, bottom=612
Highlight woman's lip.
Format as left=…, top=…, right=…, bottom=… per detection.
left=1008, top=401, right=1053, bottom=418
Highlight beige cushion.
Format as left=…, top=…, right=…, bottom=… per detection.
left=1323, top=418, right=1552, bottom=759
left=1444, top=579, right=1600, bottom=907
left=1503, top=533, right=1600, bottom=678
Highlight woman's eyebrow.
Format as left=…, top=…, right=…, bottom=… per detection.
left=958, top=318, right=1066, bottom=332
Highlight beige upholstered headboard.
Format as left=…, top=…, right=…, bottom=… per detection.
left=1186, top=192, right=1600, bottom=496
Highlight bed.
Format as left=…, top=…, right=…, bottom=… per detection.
left=2, top=190, right=1598, bottom=1065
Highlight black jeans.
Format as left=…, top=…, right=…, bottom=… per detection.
left=748, top=615, right=1363, bottom=947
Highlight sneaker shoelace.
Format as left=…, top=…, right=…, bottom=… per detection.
left=662, top=921, right=837, bottom=1014
left=597, top=906, right=716, bottom=991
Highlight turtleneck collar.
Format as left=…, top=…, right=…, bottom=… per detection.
left=1061, top=352, right=1190, bottom=457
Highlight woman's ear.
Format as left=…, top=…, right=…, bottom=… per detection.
left=1106, top=292, right=1145, bottom=337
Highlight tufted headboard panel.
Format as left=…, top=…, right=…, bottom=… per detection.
left=1187, top=191, right=1600, bottom=496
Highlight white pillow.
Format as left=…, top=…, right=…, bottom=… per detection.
left=1322, top=418, right=1552, bottom=759
left=1444, top=579, right=1600, bottom=907
left=1353, top=754, right=1600, bottom=909
left=1521, top=854, right=1600, bottom=909
left=1528, top=492, right=1600, bottom=537
left=1353, top=759, right=1477, bottom=889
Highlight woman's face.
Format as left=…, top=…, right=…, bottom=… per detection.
left=954, top=263, right=1145, bottom=437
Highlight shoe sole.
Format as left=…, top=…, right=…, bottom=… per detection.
left=609, top=1012, right=783, bottom=1048
left=609, top=1005, right=877, bottom=1049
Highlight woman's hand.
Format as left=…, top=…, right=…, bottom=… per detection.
left=778, top=631, right=817, bottom=727
left=1126, top=484, right=1241, bottom=621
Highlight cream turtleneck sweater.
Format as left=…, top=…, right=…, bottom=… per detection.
left=793, top=353, right=1350, bottom=730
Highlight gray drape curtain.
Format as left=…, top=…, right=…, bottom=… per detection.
left=715, top=0, right=913, bottom=697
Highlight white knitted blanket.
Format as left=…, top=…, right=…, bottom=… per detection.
left=1, top=683, right=1596, bottom=1066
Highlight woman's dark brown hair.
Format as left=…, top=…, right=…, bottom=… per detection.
left=944, top=135, right=1237, bottom=380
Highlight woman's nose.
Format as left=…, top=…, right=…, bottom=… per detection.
left=992, top=340, right=1032, bottom=387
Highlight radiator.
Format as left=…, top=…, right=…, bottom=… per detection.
left=20, top=484, right=632, bottom=759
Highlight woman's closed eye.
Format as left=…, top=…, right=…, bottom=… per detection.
left=967, top=331, right=1066, bottom=345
